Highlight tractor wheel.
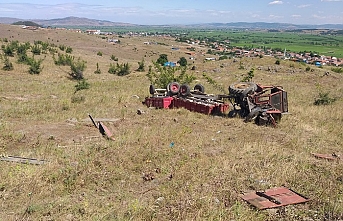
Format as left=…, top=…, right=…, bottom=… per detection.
left=149, top=84, right=155, bottom=95
left=168, top=82, right=180, bottom=95
left=194, top=84, right=205, bottom=93
left=229, top=82, right=257, bottom=95
left=180, top=84, right=191, bottom=97
left=245, top=107, right=262, bottom=122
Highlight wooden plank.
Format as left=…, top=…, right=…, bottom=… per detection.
left=0, top=156, right=46, bottom=165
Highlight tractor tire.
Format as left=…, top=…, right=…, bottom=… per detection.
left=149, top=84, right=155, bottom=95
left=194, top=84, right=205, bottom=93
left=229, top=82, right=257, bottom=95
left=168, top=82, right=180, bottom=95
left=245, top=107, right=262, bottom=122
left=180, top=84, right=191, bottom=97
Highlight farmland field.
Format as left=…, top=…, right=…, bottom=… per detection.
left=0, top=24, right=343, bottom=220
left=81, top=26, right=343, bottom=58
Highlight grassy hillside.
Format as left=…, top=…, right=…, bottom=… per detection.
left=0, top=24, right=343, bottom=220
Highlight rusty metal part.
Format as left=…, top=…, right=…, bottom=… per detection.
left=98, top=122, right=115, bottom=140
left=88, top=114, right=98, bottom=128
left=241, top=187, right=310, bottom=210
left=312, top=153, right=343, bottom=161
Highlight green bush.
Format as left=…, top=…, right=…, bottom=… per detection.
left=242, top=68, right=255, bottom=82
left=31, top=44, right=41, bottom=55
left=146, top=62, right=195, bottom=88
left=314, top=92, right=336, bottom=105
left=108, top=63, right=131, bottom=76
left=17, top=52, right=33, bottom=65
left=136, top=59, right=145, bottom=72
left=110, top=55, right=118, bottom=61
left=54, top=53, right=74, bottom=66
left=28, top=58, right=43, bottom=74
left=331, top=67, right=343, bottom=73
left=74, top=79, right=90, bottom=92
left=66, top=47, right=73, bottom=54
left=156, top=54, right=168, bottom=66
left=59, top=45, right=66, bottom=51
left=219, top=55, right=228, bottom=60
left=70, top=58, right=86, bottom=80
left=3, top=45, right=14, bottom=57
left=94, top=63, right=101, bottom=74
left=97, top=51, right=103, bottom=56
left=2, top=56, right=13, bottom=71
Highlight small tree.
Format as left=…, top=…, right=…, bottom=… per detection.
left=156, top=54, right=168, bottom=66
left=74, top=79, right=90, bottom=93
left=110, top=55, right=118, bottom=61
left=94, top=63, right=101, bottom=74
left=136, top=59, right=145, bottom=72
left=31, top=44, right=41, bottom=55
left=2, top=56, right=14, bottom=71
left=28, top=58, right=43, bottom=74
left=146, top=62, right=195, bottom=88
left=108, top=63, right=131, bottom=76
left=314, top=92, right=336, bottom=105
left=242, top=68, right=255, bottom=82
left=3, top=45, right=14, bottom=57
left=177, top=57, right=187, bottom=67
left=70, top=58, right=86, bottom=80
left=66, top=47, right=73, bottom=54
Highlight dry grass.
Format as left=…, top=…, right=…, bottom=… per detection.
left=0, top=24, right=343, bottom=220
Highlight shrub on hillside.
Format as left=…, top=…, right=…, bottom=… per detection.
left=110, top=55, right=118, bottom=61
left=31, top=44, right=41, bottom=55
left=74, top=79, right=90, bottom=93
left=136, top=59, right=145, bottom=72
left=314, top=92, right=336, bottom=105
left=94, top=63, right=101, bottom=74
left=331, top=67, right=343, bottom=73
left=242, top=68, right=255, bottom=82
left=108, top=63, right=131, bottom=76
left=28, top=58, right=43, bottom=74
left=69, top=58, right=86, bottom=80
left=54, top=53, right=74, bottom=66
left=2, top=56, right=14, bottom=71
left=147, top=62, right=195, bottom=88
left=66, top=47, right=73, bottom=54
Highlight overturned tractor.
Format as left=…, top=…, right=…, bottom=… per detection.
left=144, top=82, right=288, bottom=127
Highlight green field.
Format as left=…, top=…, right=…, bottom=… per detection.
left=78, top=26, right=343, bottom=58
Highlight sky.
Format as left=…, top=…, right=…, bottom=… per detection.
left=0, top=0, right=343, bottom=25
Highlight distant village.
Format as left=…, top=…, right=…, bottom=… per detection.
left=21, top=25, right=343, bottom=67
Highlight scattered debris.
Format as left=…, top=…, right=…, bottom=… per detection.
left=88, top=114, right=115, bottom=140
left=0, top=156, right=46, bottom=165
left=240, top=187, right=310, bottom=210
left=312, top=153, right=342, bottom=161
left=98, top=122, right=115, bottom=141
left=137, top=109, right=145, bottom=115
left=142, top=172, right=155, bottom=181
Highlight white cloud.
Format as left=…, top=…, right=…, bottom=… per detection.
left=297, top=4, right=311, bottom=8
left=269, top=14, right=284, bottom=19
left=269, top=1, right=283, bottom=5
left=292, top=15, right=301, bottom=18
left=321, top=0, right=343, bottom=2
